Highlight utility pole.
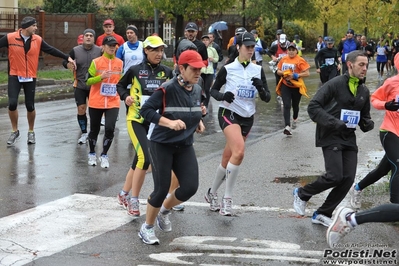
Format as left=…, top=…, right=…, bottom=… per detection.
left=242, top=0, right=246, bottom=28
left=154, top=8, right=159, bottom=34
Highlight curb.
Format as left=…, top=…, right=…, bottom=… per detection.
left=0, top=79, right=73, bottom=91
left=0, top=79, right=74, bottom=109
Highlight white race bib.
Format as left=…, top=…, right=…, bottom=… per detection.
left=100, top=83, right=117, bottom=96
left=325, top=58, right=335, bottom=66
left=340, top=109, right=360, bottom=128
left=236, top=85, right=255, bottom=100
left=18, top=76, right=33, bottom=83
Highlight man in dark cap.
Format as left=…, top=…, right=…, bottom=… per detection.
left=62, top=28, right=102, bottom=144
left=337, top=28, right=361, bottom=74
left=0, top=16, right=75, bottom=146
left=226, top=27, right=246, bottom=51
left=173, top=22, right=208, bottom=70
left=270, top=29, right=284, bottom=48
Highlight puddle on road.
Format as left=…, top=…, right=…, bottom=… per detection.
left=272, top=175, right=319, bottom=186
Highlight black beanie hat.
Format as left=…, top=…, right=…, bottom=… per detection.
left=126, top=25, right=138, bottom=36
left=21, top=16, right=37, bottom=29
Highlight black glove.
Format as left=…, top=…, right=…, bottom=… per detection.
left=384, top=99, right=399, bottom=111
left=252, top=77, right=271, bottom=103
left=251, top=77, right=263, bottom=89
left=335, top=120, right=348, bottom=131
left=360, top=119, right=374, bottom=132
left=223, top=91, right=235, bottom=103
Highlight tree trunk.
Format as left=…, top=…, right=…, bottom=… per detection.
left=323, top=22, right=328, bottom=37
left=175, top=14, right=184, bottom=46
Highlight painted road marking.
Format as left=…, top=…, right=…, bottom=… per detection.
left=0, top=194, right=331, bottom=266
left=150, top=236, right=321, bottom=264
left=0, top=194, right=133, bottom=266
left=148, top=237, right=366, bottom=265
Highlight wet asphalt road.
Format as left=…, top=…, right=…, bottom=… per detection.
left=0, top=60, right=398, bottom=266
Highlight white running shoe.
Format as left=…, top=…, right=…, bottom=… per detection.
left=88, top=153, right=97, bottom=166
left=311, top=211, right=332, bottom=227
left=78, top=133, right=88, bottom=144
left=172, top=204, right=185, bottom=211
left=204, top=188, right=220, bottom=211
left=293, top=188, right=307, bottom=215
left=292, top=119, right=298, bottom=129
left=99, top=154, right=109, bottom=168
left=138, top=223, right=159, bottom=245
left=283, top=125, right=292, bottom=136
left=219, top=197, right=232, bottom=216
left=27, top=131, right=36, bottom=144
left=326, top=207, right=355, bottom=248
left=156, top=211, right=172, bottom=232
left=349, top=184, right=361, bottom=209
left=7, top=130, right=20, bottom=146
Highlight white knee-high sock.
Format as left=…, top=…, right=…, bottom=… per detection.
left=210, top=164, right=226, bottom=194
left=224, top=162, right=239, bottom=198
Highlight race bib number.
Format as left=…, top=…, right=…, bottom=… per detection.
left=18, top=76, right=33, bottom=83
left=100, top=83, right=117, bottom=96
left=325, top=58, right=334, bottom=65
left=236, top=85, right=254, bottom=99
left=340, top=109, right=360, bottom=128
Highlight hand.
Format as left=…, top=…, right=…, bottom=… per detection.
left=251, top=77, right=263, bottom=89
left=125, top=96, right=134, bottom=106
left=200, top=103, right=207, bottom=116
left=67, top=62, right=75, bottom=71
left=169, top=119, right=186, bottom=131
left=101, top=70, right=112, bottom=80
left=251, top=77, right=270, bottom=102
left=196, top=120, right=205, bottom=134
left=384, top=99, right=399, bottom=111
left=68, top=57, right=76, bottom=70
left=223, top=91, right=235, bottom=103
left=335, top=120, right=348, bottom=131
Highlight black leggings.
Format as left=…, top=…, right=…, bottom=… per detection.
left=88, top=107, right=119, bottom=155
left=299, top=144, right=357, bottom=217
left=280, top=83, right=302, bottom=127
left=320, top=65, right=338, bottom=84
left=377, top=62, right=386, bottom=73
left=147, top=141, right=199, bottom=208
left=381, top=131, right=399, bottom=203
left=358, top=154, right=390, bottom=190
left=8, top=75, right=36, bottom=112
left=356, top=204, right=399, bottom=224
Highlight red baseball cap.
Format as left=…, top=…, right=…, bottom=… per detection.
left=77, top=34, right=84, bottom=45
left=178, top=50, right=205, bottom=68
left=103, top=19, right=114, bottom=26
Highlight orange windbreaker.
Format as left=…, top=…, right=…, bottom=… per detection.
left=7, top=30, right=42, bottom=78
left=87, top=54, right=123, bottom=109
